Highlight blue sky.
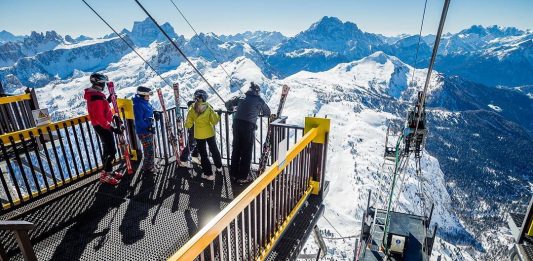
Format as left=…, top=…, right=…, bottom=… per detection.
left=1, top=0, right=532, bottom=38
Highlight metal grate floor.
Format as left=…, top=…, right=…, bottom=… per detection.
left=266, top=195, right=324, bottom=261
left=1, top=161, right=247, bottom=261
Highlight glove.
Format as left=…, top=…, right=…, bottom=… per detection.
left=112, top=115, right=123, bottom=125
left=147, top=125, right=156, bottom=134
left=215, top=109, right=222, bottom=115
left=106, top=94, right=115, bottom=103
left=269, top=114, right=277, bottom=122
left=153, top=111, right=162, bottom=121
left=111, top=126, right=122, bottom=135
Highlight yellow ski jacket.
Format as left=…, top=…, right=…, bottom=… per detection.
left=185, top=101, right=220, bottom=139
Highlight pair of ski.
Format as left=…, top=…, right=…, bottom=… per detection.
left=156, top=83, right=185, bottom=162
left=106, top=82, right=185, bottom=176
left=107, top=82, right=133, bottom=175
left=257, top=84, right=290, bottom=174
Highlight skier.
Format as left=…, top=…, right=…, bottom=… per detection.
left=184, top=89, right=222, bottom=181
left=84, top=72, right=123, bottom=185
left=132, top=86, right=160, bottom=174
left=225, top=82, right=271, bottom=185
left=179, top=100, right=200, bottom=167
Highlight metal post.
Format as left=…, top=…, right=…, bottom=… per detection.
left=14, top=230, right=37, bottom=261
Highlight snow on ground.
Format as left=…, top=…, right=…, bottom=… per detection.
left=487, top=104, right=503, bottom=112
left=55, top=37, right=116, bottom=50
left=286, top=48, right=336, bottom=58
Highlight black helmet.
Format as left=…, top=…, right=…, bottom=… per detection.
left=194, top=89, right=208, bottom=102
left=90, top=73, right=108, bottom=88
left=137, top=86, right=153, bottom=96
left=250, top=82, right=260, bottom=93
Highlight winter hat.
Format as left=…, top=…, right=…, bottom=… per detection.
left=90, top=73, right=108, bottom=90
left=137, top=86, right=153, bottom=96
left=194, top=89, right=208, bottom=102
left=249, top=82, right=260, bottom=93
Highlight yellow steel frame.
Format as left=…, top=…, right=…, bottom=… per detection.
left=304, top=117, right=330, bottom=144
left=0, top=115, right=90, bottom=144
left=117, top=98, right=135, bottom=120
left=0, top=93, right=31, bottom=105
left=168, top=127, right=319, bottom=261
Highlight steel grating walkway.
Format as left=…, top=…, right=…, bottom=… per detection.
left=1, top=162, right=248, bottom=260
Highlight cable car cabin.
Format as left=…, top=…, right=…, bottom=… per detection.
left=383, top=126, right=400, bottom=161
left=355, top=192, right=437, bottom=261
left=507, top=196, right=533, bottom=261
left=403, top=107, right=427, bottom=158
left=384, top=147, right=396, bottom=159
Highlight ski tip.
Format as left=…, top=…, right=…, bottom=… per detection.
left=281, top=84, right=290, bottom=93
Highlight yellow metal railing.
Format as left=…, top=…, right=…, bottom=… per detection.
left=169, top=117, right=330, bottom=261
left=0, top=98, right=136, bottom=211
left=0, top=93, right=32, bottom=105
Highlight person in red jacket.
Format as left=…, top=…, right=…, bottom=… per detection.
left=84, top=73, right=123, bottom=185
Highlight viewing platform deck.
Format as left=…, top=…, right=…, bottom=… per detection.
left=0, top=95, right=331, bottom=260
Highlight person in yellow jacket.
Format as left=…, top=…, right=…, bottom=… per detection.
left=185, top=89, right=223, bottom=181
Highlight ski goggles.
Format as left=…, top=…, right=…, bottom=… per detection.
left=137, top=90, right=154, bottom=96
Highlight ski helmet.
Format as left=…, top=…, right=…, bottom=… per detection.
left=249, top=82, right=260, bottom=93
left=90, top=73, right=108, bottom=89
left=136, top=86, right=153, bottom=96
left=194, top=89, right=208, bottom=102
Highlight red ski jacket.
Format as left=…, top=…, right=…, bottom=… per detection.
left=84, top=88, right=113, bottom=130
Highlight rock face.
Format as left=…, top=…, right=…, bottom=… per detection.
left=0, top=30, right=65, bottom=67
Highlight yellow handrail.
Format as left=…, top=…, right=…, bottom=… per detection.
left=0, top=115, right=89, bottom=144
left=0, top=93, right=31, bottom=105
left=168, top=127, right=319, bottom=261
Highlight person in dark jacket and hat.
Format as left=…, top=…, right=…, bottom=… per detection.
left=225, top=82, right=271, bottom=185
left=132, top=86, right=161, bottom=174
left=83, top=72, right=123, bottom=185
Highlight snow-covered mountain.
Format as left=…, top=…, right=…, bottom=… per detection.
left=266, top=16, right=383, bottom=76
left=0, top=31, right=66, bottom=67
left=386, top=25, right=533, bottom=87
left=219, top=31, right=287, bottom=52
left=260, top=17, right=532, bottom=87
left=0, top=30, right=25, bottom=43
left=1, top=16, right=531, bottom=260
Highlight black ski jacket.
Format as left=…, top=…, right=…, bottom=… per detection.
left=225, top=91, right=271, bottom=125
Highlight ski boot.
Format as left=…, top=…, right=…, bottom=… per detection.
left=99, top=171, right=120, bottom=185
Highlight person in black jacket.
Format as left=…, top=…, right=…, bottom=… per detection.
left=225, top=82, right=271, bottom=185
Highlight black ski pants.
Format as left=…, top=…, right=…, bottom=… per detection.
left=94, top=125, right=117, bottom=172
left=196, top=136, right=222, bottom=176
left=180, top=127, right=198, bottom=162
left=230, top=119, right=256, bottom=180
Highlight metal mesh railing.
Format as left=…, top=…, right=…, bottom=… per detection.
left=0, top=99, right=137, bottom=213
left=0, top=116, right=103, bottom=211
left=152, top=106, right=271, bottom=166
